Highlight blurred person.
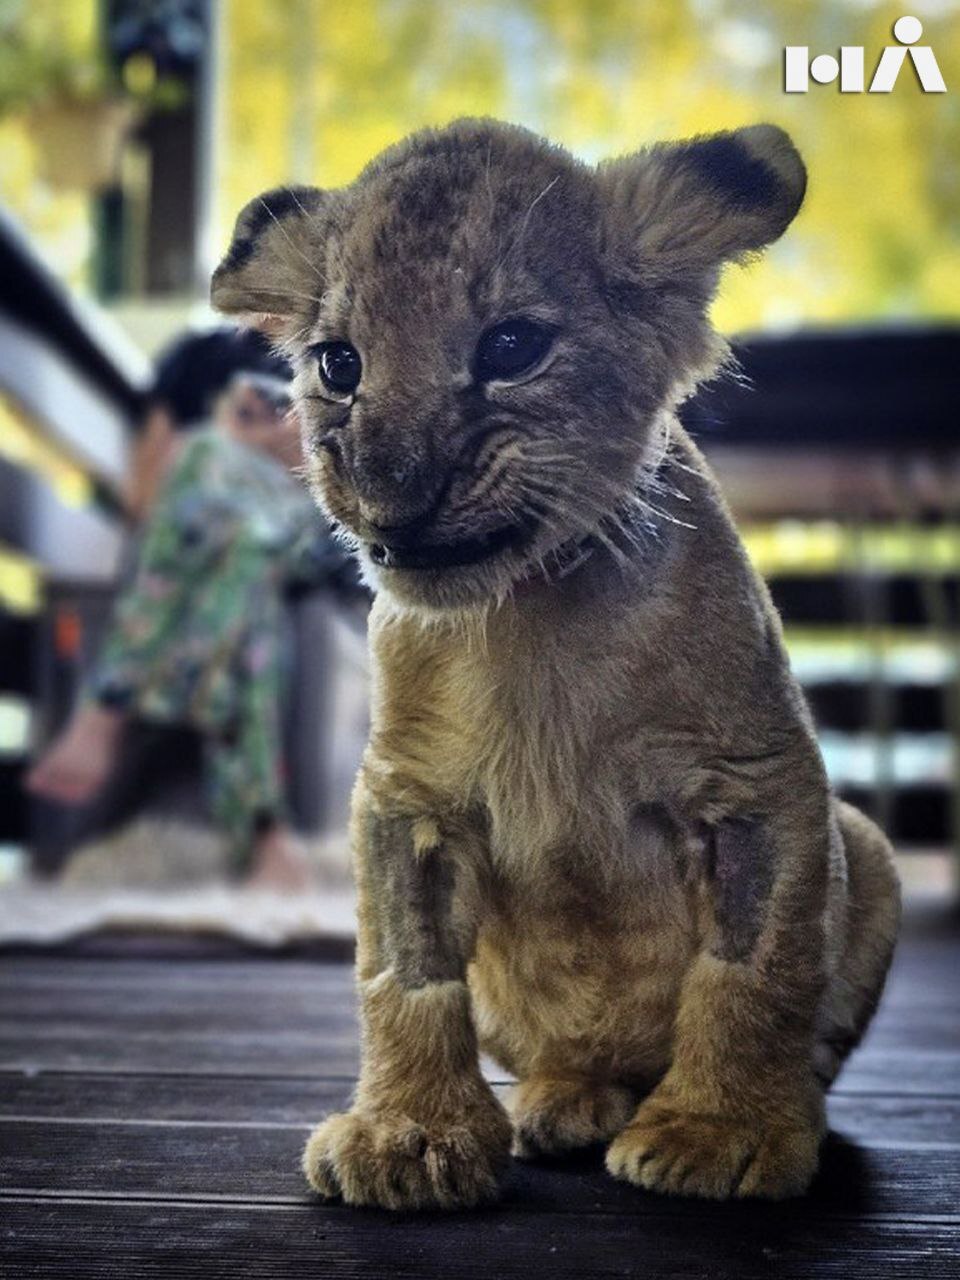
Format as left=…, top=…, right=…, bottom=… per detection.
left=27, top=362, right=341, bottom=891
left=124, top=326, right=292, bottom=523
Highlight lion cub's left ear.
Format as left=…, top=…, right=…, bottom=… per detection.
left=211, top=186, right=335, bottom=338
left=597, top=124, right=806, bottom=286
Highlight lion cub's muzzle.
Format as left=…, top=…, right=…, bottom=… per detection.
left=368, top=521, right=532, bottom=571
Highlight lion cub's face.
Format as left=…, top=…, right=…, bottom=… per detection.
left=213, top=119, right=804, bottom=610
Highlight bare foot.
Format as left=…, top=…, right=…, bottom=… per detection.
left=25, top=704, right=125, bottom=806
left=245, top=825, right=317, bottom=892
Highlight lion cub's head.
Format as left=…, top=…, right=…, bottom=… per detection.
left=212, top=119, right=804, bottom=610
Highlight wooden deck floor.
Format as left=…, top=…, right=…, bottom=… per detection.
left=2, top=910, right=959, bottom=1278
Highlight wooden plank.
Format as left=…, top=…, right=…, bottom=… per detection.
left=2, top=998, right=957, bottom=1091
left=0, top=933, right=356, bottom=961
left=832, top=1052, right=960, bottom=1097
left=1, top=1118, right=958, bottom=1217
left=2, top=1074, right=959, bottom=1146
left=0, top=996, right=358, bottom=1031
left=0, top=932, right=952, bottom=1013
left=0, top=958, right=358, bottom=996
left=0, top=923, right=955, bottom=1085
left=0, top=927, right=956, bottom=1278
left=1, top=932, right=951, bottom=988
left=0, top=940, right=942, bottom=999
left=1, top=929, right=953, bottom=1002
left=2, top=1038, right=957, bottom=1094
left=1, top=991, right=951, bottom=1048
left=0, top=1072, right=351, bottom=1126
left=2, top=1198, right=958, bottom=1280
left=0, top=996, right=949, bottom=1052
left=0, top=1030, right=361, bottom=1079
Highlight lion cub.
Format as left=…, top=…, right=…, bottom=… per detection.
left=213, top=119, right=900, bottom=1209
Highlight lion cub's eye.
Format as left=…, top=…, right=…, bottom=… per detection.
left=317, top=342, right=362, bottom=394
left=474, top=319, right=553, bottom=382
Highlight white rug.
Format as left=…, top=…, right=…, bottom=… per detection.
left=0, top=818, right=356, bottom=948
left=0, top=880, right=357, bottom=948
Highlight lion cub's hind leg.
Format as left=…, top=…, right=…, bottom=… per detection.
left=814, top=800, right=900, bottom=1088
left=509, top=1076, right=637, bottom=1159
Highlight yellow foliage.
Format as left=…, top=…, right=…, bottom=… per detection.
left=1, top=0, right=958, bottom=332
left=219, top=0, right=960, bottom=333
left=0, top=0, right=100, bottom=286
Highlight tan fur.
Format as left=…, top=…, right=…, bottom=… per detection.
left=213, top=118, right=900, bottom=1209
left=302, top=973, right=511, bottom=1208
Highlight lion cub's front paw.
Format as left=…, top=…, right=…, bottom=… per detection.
left=302, top=1106, right=511, bottom=1210
left=605, top=1103, right=821, bottom=1200
left=509, top=1076, right=636, bottom=1158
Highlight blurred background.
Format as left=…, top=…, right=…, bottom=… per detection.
left=0, top=0, right=958, bottom=947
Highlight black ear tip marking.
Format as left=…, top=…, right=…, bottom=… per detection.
left=211, top=184, right=326, bottom=303
left=747, top=123, right=806, bottom=192
left=239, top=185, right=322, bottom=244
left=215, top=236, right=255, bottom=276
left=683, top=134, right=784, bottom=211
left=684, top=123, right=806, bottom=216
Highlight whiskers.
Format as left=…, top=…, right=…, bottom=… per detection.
left=493, top=175, right=561, bottom=275
left=510, top=426, right=699, bottom=586
left=257, top=194, right=324, bottom=283
left=233, top=285, right=327, bottom=309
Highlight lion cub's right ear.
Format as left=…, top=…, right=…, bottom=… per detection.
left=211, top=186, right=335, bottom=338
left=597, top=124, right=806, bottom=288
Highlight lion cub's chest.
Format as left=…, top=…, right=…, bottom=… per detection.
left=371, top=605, right=683, bottom=881
left=374, top=612, right=624, bottom=855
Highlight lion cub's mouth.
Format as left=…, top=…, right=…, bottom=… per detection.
left=368, top=523, right=530, bottom=571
